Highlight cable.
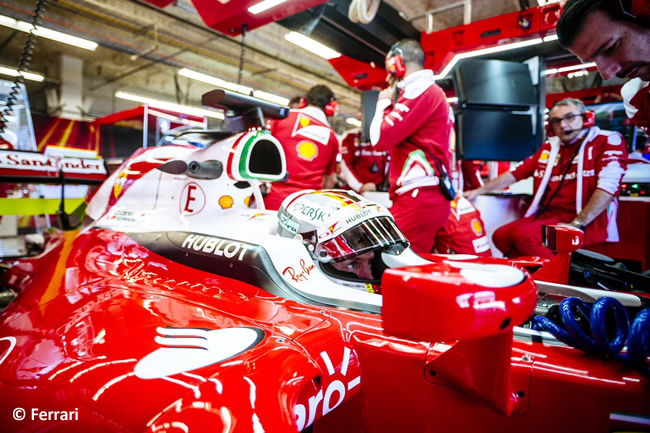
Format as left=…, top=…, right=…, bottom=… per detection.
left=0, top=0, right=48, bottom=135
left=348, top=0, right=381, bottom=25
left=532, top=296, right=650, bottom=378
left=237, top=24, right=247, bottom=88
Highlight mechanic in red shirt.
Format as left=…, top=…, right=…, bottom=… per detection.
left=464, top=98, right=628, bottom=259
left=338, top=128, right=387, bottom=194
left=264, top=85, right=340, bottom=210
left=369, top=39, right=452, bottom=254
left=556, top=0, right=650, bottom=133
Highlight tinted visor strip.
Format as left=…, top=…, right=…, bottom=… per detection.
left=383, top=217, right=406, bottom=243
left=363, top=219, right=388, bottom=247
left=365, top=217, right=402, bottom=247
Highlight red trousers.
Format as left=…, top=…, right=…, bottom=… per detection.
left=492, top=212, right=574, bottom=259
left=390, top=187, right=450, bottom=255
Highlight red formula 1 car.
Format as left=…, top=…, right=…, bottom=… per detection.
left=0, top=95, right=649, bottom=433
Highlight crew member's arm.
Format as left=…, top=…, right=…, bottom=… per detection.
left=322, top=172, right=337, bottom=189
left=338, top=159, right=376, bottom=193
left=322, top=134, right=341, bottom=190
left=463, top=172, right=516, bottom=201
left=568, top=189, right=615, bottom=229
left=464, top=146, right=542, bottom=201
left=570, top=134, right=628, bottom=229
left=369, top=84, right=444, bottom=151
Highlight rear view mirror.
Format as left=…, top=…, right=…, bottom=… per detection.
left=541, top=224, right=583, bottom=254
left=382, top=261, right=537, bottom=342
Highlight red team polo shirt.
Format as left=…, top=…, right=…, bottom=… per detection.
left=264, top=106, right=339, bottom=210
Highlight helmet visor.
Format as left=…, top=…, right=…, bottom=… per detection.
left=315, top=216, right=408, bottom=262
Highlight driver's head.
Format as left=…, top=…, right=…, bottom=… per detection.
left=277, top=189, right=408, bottom=282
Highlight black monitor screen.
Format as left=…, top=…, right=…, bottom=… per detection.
left=456, top=109, right=536, bottom=161
left=454, top=59, right=537, bottom=108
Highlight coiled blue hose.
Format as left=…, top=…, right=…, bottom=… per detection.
left=532, top=296, right=650, bottom=379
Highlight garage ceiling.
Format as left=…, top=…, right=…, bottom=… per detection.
left=0, top=0, right=590, bottom=130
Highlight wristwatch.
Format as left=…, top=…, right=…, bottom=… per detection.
left=570, top=219, right=586, bottom=231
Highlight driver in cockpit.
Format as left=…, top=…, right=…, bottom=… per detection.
left=276, top=189, right=409, bottom=292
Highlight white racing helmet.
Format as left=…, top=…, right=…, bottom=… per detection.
left=277, top=190, right=408, bottom=284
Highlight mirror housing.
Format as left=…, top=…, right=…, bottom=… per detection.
left=382, top=261, right=537, bottom=342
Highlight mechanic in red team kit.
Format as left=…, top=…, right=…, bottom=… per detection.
left=368, top=39, right=453, bottom=254
left=557, top=0, right=650, bottom=133
left=263, top=85, right=340, bottom=210
left=464, top=98, right=628, bottom=259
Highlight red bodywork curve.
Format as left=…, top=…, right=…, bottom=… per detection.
left=0, top=227, right=648, bottom=432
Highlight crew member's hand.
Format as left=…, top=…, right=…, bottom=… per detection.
left=360, top=182, right=376, bottom=193
left=463, top=188, right=481, bottom=202
left=557, top=219, right=586, bottom=231
left=379, top=82, right=396, bottom=100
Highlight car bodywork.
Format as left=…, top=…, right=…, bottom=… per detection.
left=0, top=124, right=649, bottom=433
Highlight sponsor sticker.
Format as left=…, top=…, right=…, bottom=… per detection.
left=279, top=213, right=300, bottom=234
left=181, top=234, right=251, bottom=261
left=282, top=259, right=316, bottom=283
left=180, top=183, right=206, bottom=215
left=296, top=141, right=318, bottom=161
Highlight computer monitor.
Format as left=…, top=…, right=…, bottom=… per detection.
left=453, top=59, right=537, bottom=109
left=456, top=108, right=536, bottom=161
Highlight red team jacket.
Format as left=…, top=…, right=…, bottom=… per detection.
left=368, top=70, right=451, bottom=200
left=264, top=106, right=339, bottom=210
left=511, top=127, right=628, bottom=245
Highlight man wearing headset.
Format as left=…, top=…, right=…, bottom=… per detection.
left=264, top=85, right=340, bottom=210
left=368, top=39, right=452, bottom=254
left=556, top=0, right=650, bottom=133
left=464, top=99, right=628, bottom=259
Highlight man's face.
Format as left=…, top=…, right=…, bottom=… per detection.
left=548, top=104, right=585, bottom=144
left=330, top=251, right=375, bottom=280
left=569, top=10, right=650, bottom=81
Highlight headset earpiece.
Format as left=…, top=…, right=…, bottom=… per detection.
left=324, top=99, right=338, bottom=117
left=299, top=97, right=307, bottom=109
left=547, top=120, right=555, bottom=137
left=619, top=0, right=650, bottom=26
left=385, top=45, right=406, bottom=79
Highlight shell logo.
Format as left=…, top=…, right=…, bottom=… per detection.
left=471, top=218, right=483, bottom=236
left=219, top=195, right=234, bottom=209
left=113, top=170, right=128, bottom=199
left=299, top=117, right=311, bottom=127
left=297, top=141, right=318, bottom=161
left=539, top=151, right=550, bottom=163
left=451, top=200, right=457, bottom=209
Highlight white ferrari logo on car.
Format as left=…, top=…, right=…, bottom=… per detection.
left=134, top=327, right=263, bottom=379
